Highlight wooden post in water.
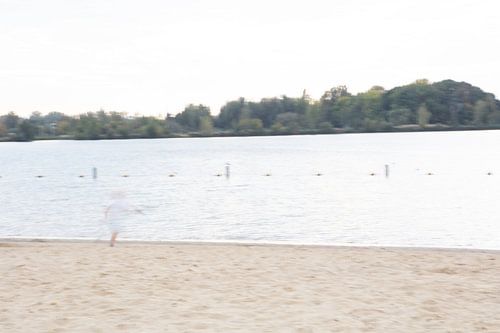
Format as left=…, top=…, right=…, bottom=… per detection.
left=225, top=163, right=230, bottom=179
left=92, top=167, right=98, bottom=179
left=385, top=164, right=389, bottom=178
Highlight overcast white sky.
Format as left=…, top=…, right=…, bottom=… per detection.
left=1, top=0, right=499, bottom=117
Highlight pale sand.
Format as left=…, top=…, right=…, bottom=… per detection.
left=1, top=241, right=499, bottom=332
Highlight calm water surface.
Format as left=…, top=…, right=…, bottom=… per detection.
left=1, top=131, right=500, bottom=249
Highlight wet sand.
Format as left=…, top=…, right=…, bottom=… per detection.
left=1, top=241, right=499, bottom=332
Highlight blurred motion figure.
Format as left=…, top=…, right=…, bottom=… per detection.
left=104, top=191, right=142, bottom=247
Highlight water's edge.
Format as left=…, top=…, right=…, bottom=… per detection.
left=1, top=236, right=498, bottom=253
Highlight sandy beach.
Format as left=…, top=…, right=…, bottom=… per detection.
left=1, top=241, right=499, bottom=332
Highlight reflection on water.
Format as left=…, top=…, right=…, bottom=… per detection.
left=1, top=131, right=500, bottom=249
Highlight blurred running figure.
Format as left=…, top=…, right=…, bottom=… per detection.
left=104, top=191, right=142, bottom=247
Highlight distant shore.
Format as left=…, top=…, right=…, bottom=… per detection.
left=3, top=124, right=500, bottom=142
left=1, top=240, right=499, bottom=332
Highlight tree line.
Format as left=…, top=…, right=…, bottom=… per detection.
left=1, top=79, right=499, bottom=141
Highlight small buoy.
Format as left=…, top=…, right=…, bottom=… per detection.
left=316, top=173, right=323, bottom=176
left=264, top=173, right=272, bottom=177
left=487, top=172, right=493, bottom=175
left=36, top=175, right=44, bottom=178
left=78, top=175, right=85, bottom=178
left=427, top=172, right=433, bottom=176
left=215, top=174, right=222, bottom=177
left=168, top=174, right=175, bottom=177
left=369, top=173, right=376, bottom=176
left=122, top=175, right=129, bottom=178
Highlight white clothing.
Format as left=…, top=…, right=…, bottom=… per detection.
left=106, top=198, right=133, bottom=233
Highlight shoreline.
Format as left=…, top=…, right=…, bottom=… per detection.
left=1, top=236, right=499, bottom=253
left=3, top=126, right=500, bottom=143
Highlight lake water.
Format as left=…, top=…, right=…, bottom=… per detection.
left=1, top=131, right=500, bottom=249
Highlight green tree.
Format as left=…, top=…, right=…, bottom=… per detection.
left=2, top=112, right=20, bottom=130
left=417, top=104, right=431, bottom=128
left=356, top=88, right=384, bottom=130
left=76, top=113, right=100, bottom=139
left=317, top=121, right=333, bottom=131
left=175, top=104, right=212, bottom=131
left=249, top=98, right=282, bottom=128
left=388, top=108, right=412, bottom=126
left=216, top=98, right=245, bottom=129
left=270, top=122, right=285, bottom=133
left=27, top=111, right=44, bottom=136
left=165, top=117, right=184, bottom=134
left=320, top=85, right=350, bottom=102
left=236, top=118, right=263, bottom=133
left=303, top=103, right=321, bottom=129
left=473, top=100, right=489, bottom=126
left=16, top=120, right=37, bottom=141
left=486, top=98, right=500, bottom=124
left=319, top=86, right=352, bottom=127
left=144, top=122, right=162, bottom=138
left=199, top=116, right=214, bottom=135
left=0, top=122, right=7, bottom=137
left=275, top=112, right=299, bottom=129
left=56, top=119, right=72, bottom=136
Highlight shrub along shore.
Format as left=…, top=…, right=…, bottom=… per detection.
left=2, top=79, right=499, bottom=142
